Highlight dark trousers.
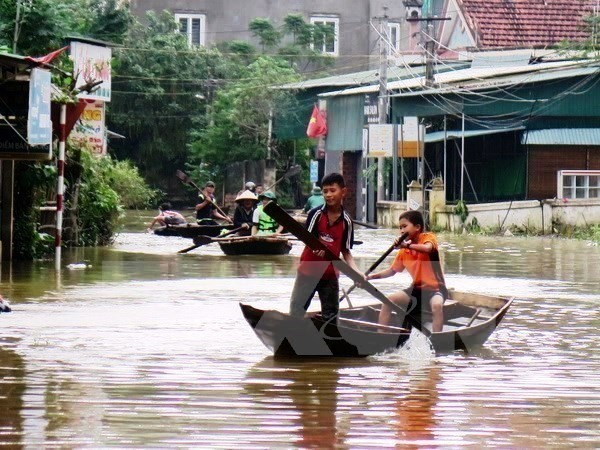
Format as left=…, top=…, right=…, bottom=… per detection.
left=289, top=273, right=339, bottom=321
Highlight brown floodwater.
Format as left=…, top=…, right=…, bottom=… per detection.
left=0, top=211, right=598, bottom=448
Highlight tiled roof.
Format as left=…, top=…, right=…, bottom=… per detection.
left=458, top=0, right=597, bottom=49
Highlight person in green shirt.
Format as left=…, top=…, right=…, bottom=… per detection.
left=303, top=186, right=325, bottom=213
left=252, top=191, right=284, bottom=236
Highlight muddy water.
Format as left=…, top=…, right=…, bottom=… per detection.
left=0, top=213, right=598, bottom=447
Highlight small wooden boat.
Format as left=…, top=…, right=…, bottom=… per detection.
left=215, top=235, right=293, bottom=256
left=154, top=223, right=234, bottom=238
left=240, top=291, right=513, bottom=357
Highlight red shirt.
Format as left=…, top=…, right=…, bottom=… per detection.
left=298, top=206, right=353, bottom=280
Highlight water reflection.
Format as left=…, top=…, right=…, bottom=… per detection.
left=0, top=345, right=25, bottom=449
left=244, top=358, right=347, bottom=448
left=0, top=218, right=598, bottom=447
left=393, top=364, right=441, bottom=447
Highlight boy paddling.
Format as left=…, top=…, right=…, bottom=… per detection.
left=289, top=173, right=363, bottom=322
left=366, top=210, right=448, bottom=332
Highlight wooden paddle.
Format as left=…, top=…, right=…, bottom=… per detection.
left=338, top=232, right=408, bottom=304
left=353, top=220, right=379, bottom=229
left=175, top=170, right=232, bottom=222
left=263, top=201, right=431, bottom=337
left=263, top=165, right=302, bottom=192
left=177, top=226, right=244, bottom=253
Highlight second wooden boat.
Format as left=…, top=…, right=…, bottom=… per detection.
left=215, top=235, right=293, bottom=255
left=154, top=223, right=234, bottom=238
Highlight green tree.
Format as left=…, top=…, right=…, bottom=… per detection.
left=249, top=18, right=281, bottom=50
left=187, top=56, right=301, bottom=181
left=107, top=11, right=237, bottom=193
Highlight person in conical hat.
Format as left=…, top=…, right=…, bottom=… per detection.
left=233, top=189, right=259, bottom=234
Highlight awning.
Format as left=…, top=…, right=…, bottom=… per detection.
left=521, top=128, right=600, bottom=145
left=425, top=126, right=525, bottom=143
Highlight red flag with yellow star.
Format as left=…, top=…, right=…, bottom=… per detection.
left=306, top=105, right=327, bottom=138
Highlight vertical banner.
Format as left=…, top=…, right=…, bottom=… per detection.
left=309, top=160, right=319, bottom=183
left=27, top=68, right=52, bottom=146
left=70, top=101, right=106, bottom=155
left=70, top=41, right=112, bottom=101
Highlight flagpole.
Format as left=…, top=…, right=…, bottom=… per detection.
left=377, top=9, right=389, bottom=203
left=55, top=104, right=66, bottom=271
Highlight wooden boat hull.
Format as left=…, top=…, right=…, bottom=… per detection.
left=154, top=224, right=233, bottom=238
left=217, top=236, right=293, bottom=256
left=240, top=291, right=513, bottom=357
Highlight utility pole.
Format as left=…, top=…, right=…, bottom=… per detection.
left=404, top=2, right=450, bottom=87
left=377, top=8, right=389, bottom=202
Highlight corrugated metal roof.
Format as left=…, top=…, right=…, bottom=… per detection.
left=319, top=60, right=598, bottom=97
left=426, top=126, right=525, bottom=143
left=522, top=128, right=600, bottom=145
left=278, top=62, right=469, bottom=90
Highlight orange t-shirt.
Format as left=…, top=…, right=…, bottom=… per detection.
left=390, top=232, right=446, bottom=290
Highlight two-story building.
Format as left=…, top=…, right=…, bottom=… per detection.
left=130, top=0, right=419, bottom=74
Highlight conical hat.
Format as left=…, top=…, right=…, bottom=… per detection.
left=235, top=189, right=259, bottom=202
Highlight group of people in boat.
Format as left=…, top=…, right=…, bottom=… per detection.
left=147, top=172, right=448, bottom=331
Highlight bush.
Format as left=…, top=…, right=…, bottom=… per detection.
left=102, top=159, right=158, bottom=209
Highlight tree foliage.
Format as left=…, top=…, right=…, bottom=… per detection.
left=107, top=11, right=240, bottom=192
left=186, top=56, right=300, bottom=181
left=249, top=14, right=334, bottom=72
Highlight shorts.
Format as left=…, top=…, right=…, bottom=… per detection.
left=403, top=286, right=446, bottom=315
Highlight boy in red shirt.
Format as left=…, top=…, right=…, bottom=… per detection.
left=366, top=210, right=448, bottom=332
left=289, top=173, right=363, bottom=322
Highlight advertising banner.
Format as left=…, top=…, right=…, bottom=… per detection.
left=70, top=101, right=106, bottom=155
left=70, top=41, right=112, bottom=101
left=27, top=68, right=52, bottom=146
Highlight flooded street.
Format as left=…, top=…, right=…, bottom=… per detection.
left=1, top=212, right=599, bottom=448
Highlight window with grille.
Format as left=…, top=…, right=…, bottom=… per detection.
left=558, top=170, right=600, bottom=199
left=175, top=14, right=206, bottom=47
left=310, top=16, right=339, bottom=56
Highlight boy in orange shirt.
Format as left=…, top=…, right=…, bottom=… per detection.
left=366, top=210, right=448, bottom=332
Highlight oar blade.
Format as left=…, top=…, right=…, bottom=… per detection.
left=192, top=235, right=215, bottom=246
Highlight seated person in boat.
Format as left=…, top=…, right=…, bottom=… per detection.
left=233, top=189, right=258, bottom=235
left=289, top=172, right=362, bottom=322
left=195, top=181, right=232, bottom=225
left=366, top=210, right=448, bottom=332
left=251, top=191, right=284, bottom=236
left=303, top=185, right=325, bottom=213
left=147, top=202, right=187, bottom=232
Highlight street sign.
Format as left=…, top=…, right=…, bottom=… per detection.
left=367, top=124, right=395, bottom=157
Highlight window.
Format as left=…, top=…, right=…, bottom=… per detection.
left=388, top=22, right=401, bottom=54
left=175, top=13, right=206, bottom=47
left=558, top=170, right=600, bottom=199
left=310, top=16, right=339, bottom=56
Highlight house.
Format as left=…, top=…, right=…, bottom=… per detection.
left=435, top=0, right=597, bottom=56
left=130, top=0, right=417, bottom=74
left=299, top=0, right=600, bottom=227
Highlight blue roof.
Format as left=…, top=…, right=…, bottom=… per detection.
left=425, top=127, right=525, bottom=143
left=522, top=128, right=600, bottom=145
